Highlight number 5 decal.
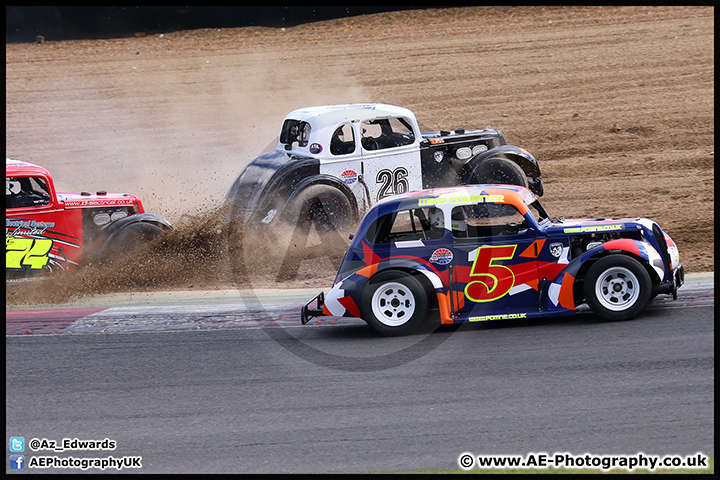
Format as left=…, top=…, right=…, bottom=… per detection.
left=6, top=237, right=53, bottom=270
left=465, top=245, right=517, bottom=302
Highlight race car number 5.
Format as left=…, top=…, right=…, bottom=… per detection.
left=465, top=245, right=517, bottom=302
left=6, top=237, right=53, bottom=270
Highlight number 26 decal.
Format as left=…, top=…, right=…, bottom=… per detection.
left=6, top=237, right=53, bottom=270
left=465, top=245, right=517, bottom=302
left=376, top=167, right=409, bottom=200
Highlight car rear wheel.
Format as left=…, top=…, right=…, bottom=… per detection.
left=361, top=270, right=429, bottom=336
left=584, top=254, right=652, bottom=321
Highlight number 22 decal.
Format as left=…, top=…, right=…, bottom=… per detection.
left=376, top=167, right=409, bottom=200
left=6, top=237, right=53, bottom=270
left=464, top=245, right=517, bottom=302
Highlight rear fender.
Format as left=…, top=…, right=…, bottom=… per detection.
left=325, top=259, right=449, bottom=321
left=222, top=152, right=319, bottom=223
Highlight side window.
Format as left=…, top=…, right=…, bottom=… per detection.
left=330, top=123, right=355, bottom=156
left=452, top=204, right=528, bottom=239
left=6, top=176, right=51, bottom=209
left=361, top=117, right=415, bottom=151
left=366, top=207, right=444, bottom=244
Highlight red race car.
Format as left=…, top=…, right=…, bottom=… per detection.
left=6, top=158, right=172, bottom=282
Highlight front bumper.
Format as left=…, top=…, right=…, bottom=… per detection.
left=652, top=265, right=685, bottom=300
left=301, top=291, right=325, bottom=324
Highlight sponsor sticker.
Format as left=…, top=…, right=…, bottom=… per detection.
left=340, top=170, right=358, bottom=185
left=469, top=312, right=527, bottom=322
left=6, top=219, right=56, bottom=236
left=64, top=199, right=136, bottom=207
left=419, top=194, right=504, bottom=206
left=429, top=248, right=453, bottom=265
left=562, top=224, right=622, bottom=234
left=549, top=242, right=563, bottom=258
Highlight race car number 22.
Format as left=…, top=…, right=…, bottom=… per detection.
left=6, top=237, right=53, bottom=270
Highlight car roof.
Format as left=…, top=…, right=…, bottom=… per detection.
left=283, top=103, right=417, bottom=130
left=6, top=158, right=52, bottom=178
left=373, top=184, right=537, bottom=215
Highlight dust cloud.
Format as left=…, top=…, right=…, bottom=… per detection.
left=6, top=46, right=370, bottom=304
left=7, top=49, right=372, bottom=223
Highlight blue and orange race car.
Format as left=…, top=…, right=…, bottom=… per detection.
left=301, top=185, right=684, bottom=335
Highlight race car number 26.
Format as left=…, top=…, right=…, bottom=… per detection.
left=376, top=167, right=409, bottom=200
left=6, top=237, right=53, bottom=270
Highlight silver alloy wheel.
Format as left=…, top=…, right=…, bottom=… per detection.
left=370, top=281, right=416, bottom=327
left=594, top=266, right=641, bottom=311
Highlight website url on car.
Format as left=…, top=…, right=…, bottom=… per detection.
left=457, top=452, right=709, bottom=471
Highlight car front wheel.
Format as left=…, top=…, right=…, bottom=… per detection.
left=111, top=222, right=165, bottom=258
left=361, top=270, right=429, bottom=336
left=471, top=157, right=529, bottom=188
left=584, top=254, right=652, bottom=321
left=286, top=184, right=353, bottom=235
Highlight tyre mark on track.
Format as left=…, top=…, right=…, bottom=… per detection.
left=5, top=308, right=108, bottom=335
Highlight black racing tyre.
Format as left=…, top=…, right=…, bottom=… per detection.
left=471, top=157, right=529, bottom=188
left=583, top=254, right=653, bottom=321
left=111, top=222, right=165, bottom=258
left=360, top=270, right=429, bottom=336
left=286, top=184, right=354, bottom=235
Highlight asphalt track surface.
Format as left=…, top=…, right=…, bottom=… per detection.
left=5, top=274, right=714, bottom=474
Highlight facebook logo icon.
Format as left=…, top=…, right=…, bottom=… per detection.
left=10, top=455, right=25, bottom=470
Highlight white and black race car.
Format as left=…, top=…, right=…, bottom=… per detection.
left=224, top=103, right=543, bottom=234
